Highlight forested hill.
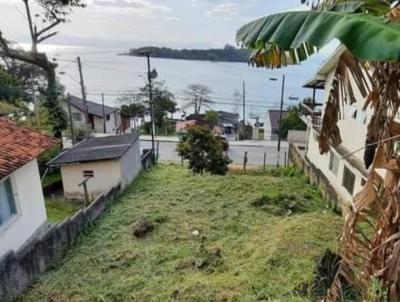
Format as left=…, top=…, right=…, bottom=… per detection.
left=123, top=45, right=251, bottom=63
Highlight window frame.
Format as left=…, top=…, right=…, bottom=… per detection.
left=342, top=166, right=356, bottom=195
left=0, top=176, right=20, bottom=233
left=83, top=170, right=94, bottom=178
left=328, top=151, right=339, bottom=176
left=72, top=112, right=82, bottom=122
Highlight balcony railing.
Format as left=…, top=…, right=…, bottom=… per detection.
left=299, top=102, right=323, bottom=131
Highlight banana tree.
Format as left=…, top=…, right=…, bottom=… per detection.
left=237, top=1, right=400, bottom=300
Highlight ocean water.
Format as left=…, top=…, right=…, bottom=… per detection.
left=42, top=44, right=327, bottom=122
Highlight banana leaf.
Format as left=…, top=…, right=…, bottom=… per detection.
left=236, top=10, right=400, bottom=67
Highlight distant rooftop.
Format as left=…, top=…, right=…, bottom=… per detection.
left=69, top=95, right=118, bottom=118
left=0, top=118, right=58, bottom=180
left=268, top=110, right=288, bottom=130
left=49, top=133, right=139, bottom=166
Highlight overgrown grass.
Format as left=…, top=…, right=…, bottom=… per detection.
left=45, top=198, right=82, bottom=223
left=20, top=164, right=342, bottom=302
left=42, top=170, right=62, bottom=188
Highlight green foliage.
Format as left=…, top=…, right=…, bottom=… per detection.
left=177, top=125, right=231, bottom=175
left=279, top=106, right=306, bottom=139
left=45, top=198, right=81, bottom=224
left=120, top=81, right=177, bottom=135
left=204, top=110, right=218, bottom=126
left=0, top=65, right=26, bottom=106
left=64, top=125, right=93, bottom=143
left=37, top=145, right=61, bottom=174
left=20, top=164, right=342, bottom=301
left=128, top=44, right=251, bottom=63
left=236, top=8, right=400, bottom=67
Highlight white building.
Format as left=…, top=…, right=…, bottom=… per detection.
left=64, top=95, right=122, bottom=134
left=300, top=47, right=371, bottom=205
left=0, top=118, right=57, bottom=258
left=49, top=133, right=141, bottom=200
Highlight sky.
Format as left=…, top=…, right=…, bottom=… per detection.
left=0, top=0, right=308, bottom=49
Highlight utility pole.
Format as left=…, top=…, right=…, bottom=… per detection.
left=77, top=56, right=89, bottom=125
left=277, top=74, right=286, bottom=167
left=102, top=93, right=106, bottom=134
left=141, top=51, right=156, bottom=163
left=30, top=71, right=39, bottom=128
left=242, top=81, right=246, bottom=125
left=67, top=94, right=75, bottom=145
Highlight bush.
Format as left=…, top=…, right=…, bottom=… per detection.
left=177, top=125, right=231, bottom=175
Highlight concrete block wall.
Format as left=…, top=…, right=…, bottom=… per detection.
left=0, top=184, right=120, bottom=302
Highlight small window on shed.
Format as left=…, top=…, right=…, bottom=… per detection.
left=106, top=115, right=110, bottom=121
left=83, top=170, right=94, bottom=178
left=342, top=166, right=356, bottom=195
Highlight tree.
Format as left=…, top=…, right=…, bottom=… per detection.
left=279, top=106, right=306, bottom=139
left=0, top=0, right=85, bottom=137
left=205, top=110, right=219, bottom=127
left=237, top=1, right=400, bottom=300
left=119, top=81, right=177, bottom=134
left=183, top=84, right=214, bottom=116
left=177, top=125, right=231, bottom=175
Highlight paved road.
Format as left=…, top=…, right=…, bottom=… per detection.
left=140, top=140, right=289, bottom=166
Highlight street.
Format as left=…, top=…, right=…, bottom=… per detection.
left=140, top=139, right=289, bottom=166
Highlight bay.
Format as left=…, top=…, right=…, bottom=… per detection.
left=43, top=44, right=327, bottom=122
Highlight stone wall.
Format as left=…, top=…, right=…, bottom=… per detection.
left=0, top=184, right=121, bottom=302
left=288, top=143, right=340, bottom=211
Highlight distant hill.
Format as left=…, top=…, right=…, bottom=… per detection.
left=123, top=44, right=251, bottom=63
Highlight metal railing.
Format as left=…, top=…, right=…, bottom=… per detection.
left=299, top=102, right=323, bottom=131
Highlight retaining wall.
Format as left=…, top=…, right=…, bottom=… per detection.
left=288, top=143, right=340, bottom=211
left=0, top=184, right=121, bottom=302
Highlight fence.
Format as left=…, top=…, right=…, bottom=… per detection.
left=141, top=149, right=155, bottom=170
left=288, top=143, right=340, bottom=211
left=0, top=184, right=121, bottom=302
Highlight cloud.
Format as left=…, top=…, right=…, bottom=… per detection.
left=206, top=3, right=240, bottom=18
left=91, top=0, right=172, bottom=17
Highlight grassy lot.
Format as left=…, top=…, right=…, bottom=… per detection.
left=20, top=164, right=342, bottom=302
left=45, top=198, right=82, bottom=223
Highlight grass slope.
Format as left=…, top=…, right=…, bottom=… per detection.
left=20, top=164, right=342, bottom=302
left=45, top=199, right=82, bottom=224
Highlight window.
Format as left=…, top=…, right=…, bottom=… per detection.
left=106, top=115, right=110, bottom=121
left=0, top=178, right=17, bottom=227
left=342, top=166, right=356, bottom=195
left=83, top=170, right=94, bottom=178
left=329, top=151, right=339, bottom=176
left=72, top=112, right=82, bottom=122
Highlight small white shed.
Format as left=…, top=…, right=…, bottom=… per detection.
left=49, top=134, right=141, bottom=200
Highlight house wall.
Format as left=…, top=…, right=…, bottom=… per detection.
left=92, top=111, right=121, bottom=134
left=304, top=59, right=372, bottom=205
left=61, top=160, right=122, bottom=200
left=264, top=112, right=272, bottom=140
left=0, top=159, right=47, bottom=258
left=119, top=140, right=141, bottom=189
left=61, top=103, right=86, bottom=129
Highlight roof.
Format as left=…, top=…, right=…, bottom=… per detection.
left=217, top=111, right=240, bottom=124
left=48, top=133, right=139, bottom=166
left=303, top=45, right=346, bottom=88
left=268, top=110, right=288, bottom=130
left=69, top=95, right=118, bottom=118
left=303, top=75, right=326, bottom=90
left=0, top=118, right=58, bottom=180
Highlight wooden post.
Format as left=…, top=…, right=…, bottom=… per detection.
left=79, top=177, right=91, bottom=208
left=284, top=151, right=288, bottom=167
left=181, top=155, right=184, bottom=167
left=67, top=94, right=75, bottom=145
left=263, top=152, right=267, bottom=172
left=156, top=141, right=160, bottom=162
left=243, top=151, right=248, bottom=171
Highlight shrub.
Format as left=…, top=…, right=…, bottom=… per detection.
left=177, top=125, right=231, bottom=175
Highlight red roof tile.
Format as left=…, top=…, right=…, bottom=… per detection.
left=0, top=118, right=58, bottom=180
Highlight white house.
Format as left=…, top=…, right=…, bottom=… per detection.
left=0, top=118, right=58, bottom=258
left=300, top=47, right=371, bottom=205
left=64, top=95, right=122, bottom=134
left=48, top=133, right=141, bottom=200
